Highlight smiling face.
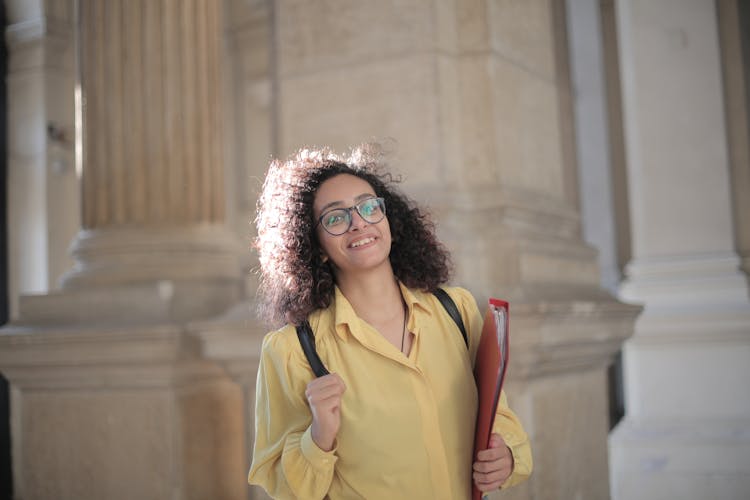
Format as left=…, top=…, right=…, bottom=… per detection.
left=313, top=173, right=393, bottom=279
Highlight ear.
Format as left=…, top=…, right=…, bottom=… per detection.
left=321, top=254, right=329, bottom=263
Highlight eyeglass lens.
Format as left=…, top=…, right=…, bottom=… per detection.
left=320, top=197, right=385, bottom=235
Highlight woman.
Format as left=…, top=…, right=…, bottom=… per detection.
left=248, top=145, right=532, bottom=499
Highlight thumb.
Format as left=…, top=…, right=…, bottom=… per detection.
left=488, top=433, right=506, bottom=449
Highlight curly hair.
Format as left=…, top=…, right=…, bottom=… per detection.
left=254, top=144, right=453, bottom=327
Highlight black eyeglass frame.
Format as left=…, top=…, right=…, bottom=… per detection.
left=315, top=197, right=387, bottom=236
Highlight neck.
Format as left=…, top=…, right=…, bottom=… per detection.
left=335, top=264, right=403, bottom=324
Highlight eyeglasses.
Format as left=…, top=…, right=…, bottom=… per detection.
left=316, top=197, right=386, bottom=236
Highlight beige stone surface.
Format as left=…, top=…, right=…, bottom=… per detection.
left=180, top=380, right=246, bottom=500
left=528, top=369, right=611, bottom=500
left=0, top=319, right=248, bottom=500
left=19, top=390, right=174, bottom=500
left=488, top=0, right=556, bottom=78
left=189, top=307, right=270, bottom=499
left=490, top=56, right=564, bottom=196
left=15, top=380, right=247, bottom=500
left=60, top=225, right=244, bottom=292
left=280, top=54, right=441, bottom=184
left=276, top=0, right=435, bottom=77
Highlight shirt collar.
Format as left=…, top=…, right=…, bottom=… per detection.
left=398, top=282, right=433, bottom=317
left=331, top=285, right=356, bottom=340
left=326, top=282, right=434, bottom=341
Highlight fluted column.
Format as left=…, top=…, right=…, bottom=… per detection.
left=61, top=0, right=241, bottom=291
left=0, top=2, right=250, bottom=500
left=79, top=0, right=222, bottom=227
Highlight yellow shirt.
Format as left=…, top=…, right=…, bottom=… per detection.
left=248, top=284, right=532, bottom=499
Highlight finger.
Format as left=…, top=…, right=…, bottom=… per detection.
left=477, top=440, right=513, bottom=461
left=473, top=467, right=509, bottom=483
left=305, top=377, right=346, bottom=400
left=306, top=379, right=345, bottom=397
left=307, top=373, right=346, bottom=392
left=474, top=477, right=504, bottom=493
left=473, top=467, right=511, bottom=490
left=306, top=394, right=344, bottom=414
left=488, top=433, right=506, bottom=449
left=473, top=455, right=511, bottom=474
left=306, top=385, right=345, bottom=406
left=326, top=372, right=346, bottom=390
left=475, top=446, right=505, bottom=462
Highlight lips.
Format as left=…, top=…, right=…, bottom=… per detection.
left=348, top=236, right=377, bottom=248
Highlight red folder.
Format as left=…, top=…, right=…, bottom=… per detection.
left=472, top=298, right=510, bottom=500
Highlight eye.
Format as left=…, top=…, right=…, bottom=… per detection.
left=323, top=210, right=347, bottom=227
left=360, top=199, right=380, bottom=217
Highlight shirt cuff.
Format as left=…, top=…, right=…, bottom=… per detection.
left=300, top=426, right=339, bottom=470
left=495, top=429, right=527, bottom=489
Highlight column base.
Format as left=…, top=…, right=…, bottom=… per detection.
left=44, top=225, right=247, bottom=323
left=0, top=320, right=248, bottom=500
left=18, top=279, right=243, bottom=324
left=620, top=253, right=750, bottom=310
left=612, top=251, right=750, bottom=499
left=609, top=417, right=750, bottom=500
left=60, top=225, right=245, bottom=289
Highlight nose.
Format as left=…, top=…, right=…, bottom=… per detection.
left=348, top=208, right=368, bottom=231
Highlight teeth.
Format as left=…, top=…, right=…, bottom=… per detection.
left=350, top=237, right=375, bottom=248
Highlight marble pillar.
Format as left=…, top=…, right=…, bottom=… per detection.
left=0, top=1, right=251, bottom=499
left=566, top=0, right=622, bottom=295
left=5, top=0, right=80, bottom=319
left=60, top=0, right=240, bottom=300
left=609, top=1, right=750, bottom=499
left=272, top=1, right=639, bottom=499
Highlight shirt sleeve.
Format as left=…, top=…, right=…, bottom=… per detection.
left=448, top=287, right=534, bottom=489
left=247, top=329, right=338, bottom=499
left=492, top=390, right=533, bottom=488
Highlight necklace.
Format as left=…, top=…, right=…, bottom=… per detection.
left=400, top=300, right=408, bottom=353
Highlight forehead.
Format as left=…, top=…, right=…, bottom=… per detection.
left=313, top=174, right=376, bottom=210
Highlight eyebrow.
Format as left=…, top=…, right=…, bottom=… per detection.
left=318, top=193, right=376, bottom=215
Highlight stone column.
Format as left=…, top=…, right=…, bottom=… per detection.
left=272, top=1, right=639, bottom=499
left=5, top=0, right=80, bottom=319
left=609, top=1, right=750, bottom=499
left=0, top=1, right=251, bottom=499
left=59, top=0, right=240, bottom=302
left=566, top=0, right=622, bottom=295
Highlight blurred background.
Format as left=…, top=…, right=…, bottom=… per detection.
left=1, top=0, right=749, bottom=499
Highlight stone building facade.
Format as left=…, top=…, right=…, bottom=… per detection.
left=1, top=1, right=748, bottom=499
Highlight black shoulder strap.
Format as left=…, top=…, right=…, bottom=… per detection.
left=295, top=321, right=330, bottom=378
left=432, top=288, right=469, bottom=348
left=296, top=287, right=468, bottom=378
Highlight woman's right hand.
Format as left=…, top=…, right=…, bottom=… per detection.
left=305, top=373, right=347, bottom=452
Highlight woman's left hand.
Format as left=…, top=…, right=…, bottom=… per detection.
left=472, top=433, right=514, bottom=493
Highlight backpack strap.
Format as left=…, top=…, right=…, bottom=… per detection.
left=295, top=321, right=330, bottom=378
left=296, top=287, right=468, bottom=378
left=432, top=287, right=468, bottom=348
